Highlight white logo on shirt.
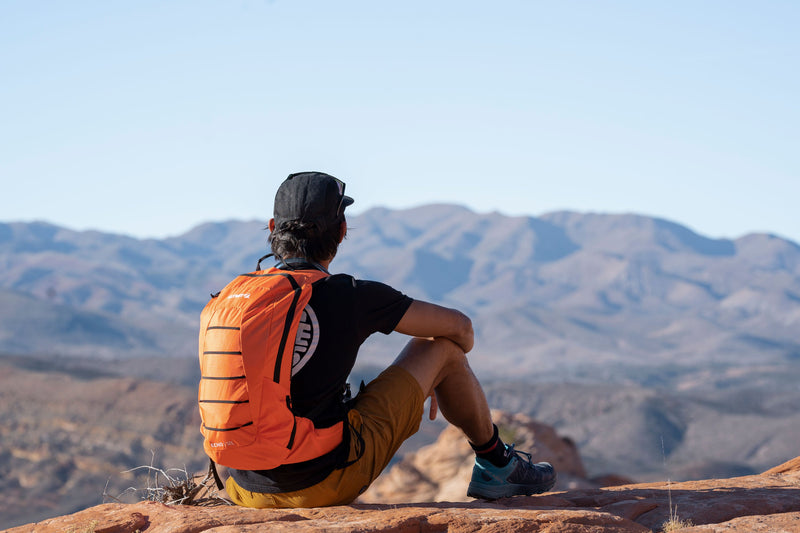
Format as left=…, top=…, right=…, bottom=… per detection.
left=292, top=304, right=319, bottom=375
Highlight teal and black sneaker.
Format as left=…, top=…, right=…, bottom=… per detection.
left=467, top=444, right=557, bottom=500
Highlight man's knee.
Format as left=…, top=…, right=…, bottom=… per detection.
left=415, top=337, right=472, bottom=386
left=393, top=337, right=469, bottom=396
left=410, top=336, right=466, bottom=365
left=434, top=336, right=469, bottom=367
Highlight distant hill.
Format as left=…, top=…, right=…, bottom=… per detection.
left=1, top=207, right=799, bottom=387
left=483, top=380, right=800, bottom=481
left=0, top=288, right=194, bottom=358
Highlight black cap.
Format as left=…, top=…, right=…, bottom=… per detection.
left=273, top=171, right=354, bottom=228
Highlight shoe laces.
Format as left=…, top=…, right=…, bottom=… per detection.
left=506, top=444, right=533, bottom=466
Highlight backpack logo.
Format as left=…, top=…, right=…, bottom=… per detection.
left=292, top=305, right=319, bottom=375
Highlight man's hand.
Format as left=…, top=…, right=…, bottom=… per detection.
left=394, top=300, right=474, bottom=353
left=428, top=393, right=438, bottom=420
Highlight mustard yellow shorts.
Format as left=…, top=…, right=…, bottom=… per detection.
left=226, top=365, right=425, bottom=508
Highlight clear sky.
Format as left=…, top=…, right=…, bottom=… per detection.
left=1, top=1, right=798, bottom=243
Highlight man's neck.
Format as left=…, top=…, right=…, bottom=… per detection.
left=280, top=256, right=332, bottom=273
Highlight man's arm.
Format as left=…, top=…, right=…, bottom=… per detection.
left=394, top=300, right=474, bottom=353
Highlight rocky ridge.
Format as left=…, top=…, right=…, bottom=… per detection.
left=12, top=457, right=800, bottom=532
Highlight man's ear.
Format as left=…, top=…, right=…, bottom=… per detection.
left=339, top=219, right=347, bottom=243
left=268, top=219, right=275, bottom=232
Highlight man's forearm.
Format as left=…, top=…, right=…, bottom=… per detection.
left=395, top=300, right=474, bottom=353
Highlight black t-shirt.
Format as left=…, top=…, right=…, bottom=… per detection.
left=231, top=267, right=413, bottom=493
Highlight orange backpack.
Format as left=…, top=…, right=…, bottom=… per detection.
left=198, top=266, right=344, bottom=470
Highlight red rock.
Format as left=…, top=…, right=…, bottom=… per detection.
left=764, top=456, right=800, bottom=475
left=10, top=501, right=650, bottom=533
left=10, top=455, right=800, bottom=533
left=679, top=511, right=800, bottom=532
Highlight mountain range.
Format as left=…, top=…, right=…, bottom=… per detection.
left=2, top=205, right=799, bottom=388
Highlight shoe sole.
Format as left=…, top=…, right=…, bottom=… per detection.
left=466, top=475, right=557, bottom=500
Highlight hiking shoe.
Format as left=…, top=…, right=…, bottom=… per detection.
left=467, top=444, right=557, bottom=500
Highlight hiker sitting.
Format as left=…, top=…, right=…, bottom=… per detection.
left=198, top=171, right=556, bottom=507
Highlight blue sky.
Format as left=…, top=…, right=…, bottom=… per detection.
left=2, top=1, right=798, bottom=243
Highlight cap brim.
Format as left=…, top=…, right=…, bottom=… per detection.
left=342, top=195, right=354, bottom=208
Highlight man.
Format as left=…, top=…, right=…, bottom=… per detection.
left=222, top=171, right=556, bottom=507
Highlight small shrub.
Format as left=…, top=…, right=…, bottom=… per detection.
left=103, top=453, right=230, bottom=506
left=662, top=516, right=693, bottom=532
left=661, top=504, right=693, bottom=532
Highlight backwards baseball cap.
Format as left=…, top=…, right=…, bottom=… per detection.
left=273, top=171, right=354, bottom=228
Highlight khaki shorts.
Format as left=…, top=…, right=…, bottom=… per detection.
left=226, top=365, right=425, bottom=508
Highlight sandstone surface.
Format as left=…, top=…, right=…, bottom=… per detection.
left=11, top=456, right=800, bottom=533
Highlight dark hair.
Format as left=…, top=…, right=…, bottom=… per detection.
left=269, top=218, right=344, bottom=263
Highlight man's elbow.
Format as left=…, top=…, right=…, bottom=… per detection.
left=456, top=311, right=473, bottom=338
left=452, top=310, right=474, bottom=352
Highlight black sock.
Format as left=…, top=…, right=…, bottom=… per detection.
left=470, top=424, right=510, bottom=467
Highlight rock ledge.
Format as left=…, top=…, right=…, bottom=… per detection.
left=12, top=456, right=800, bottom=533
